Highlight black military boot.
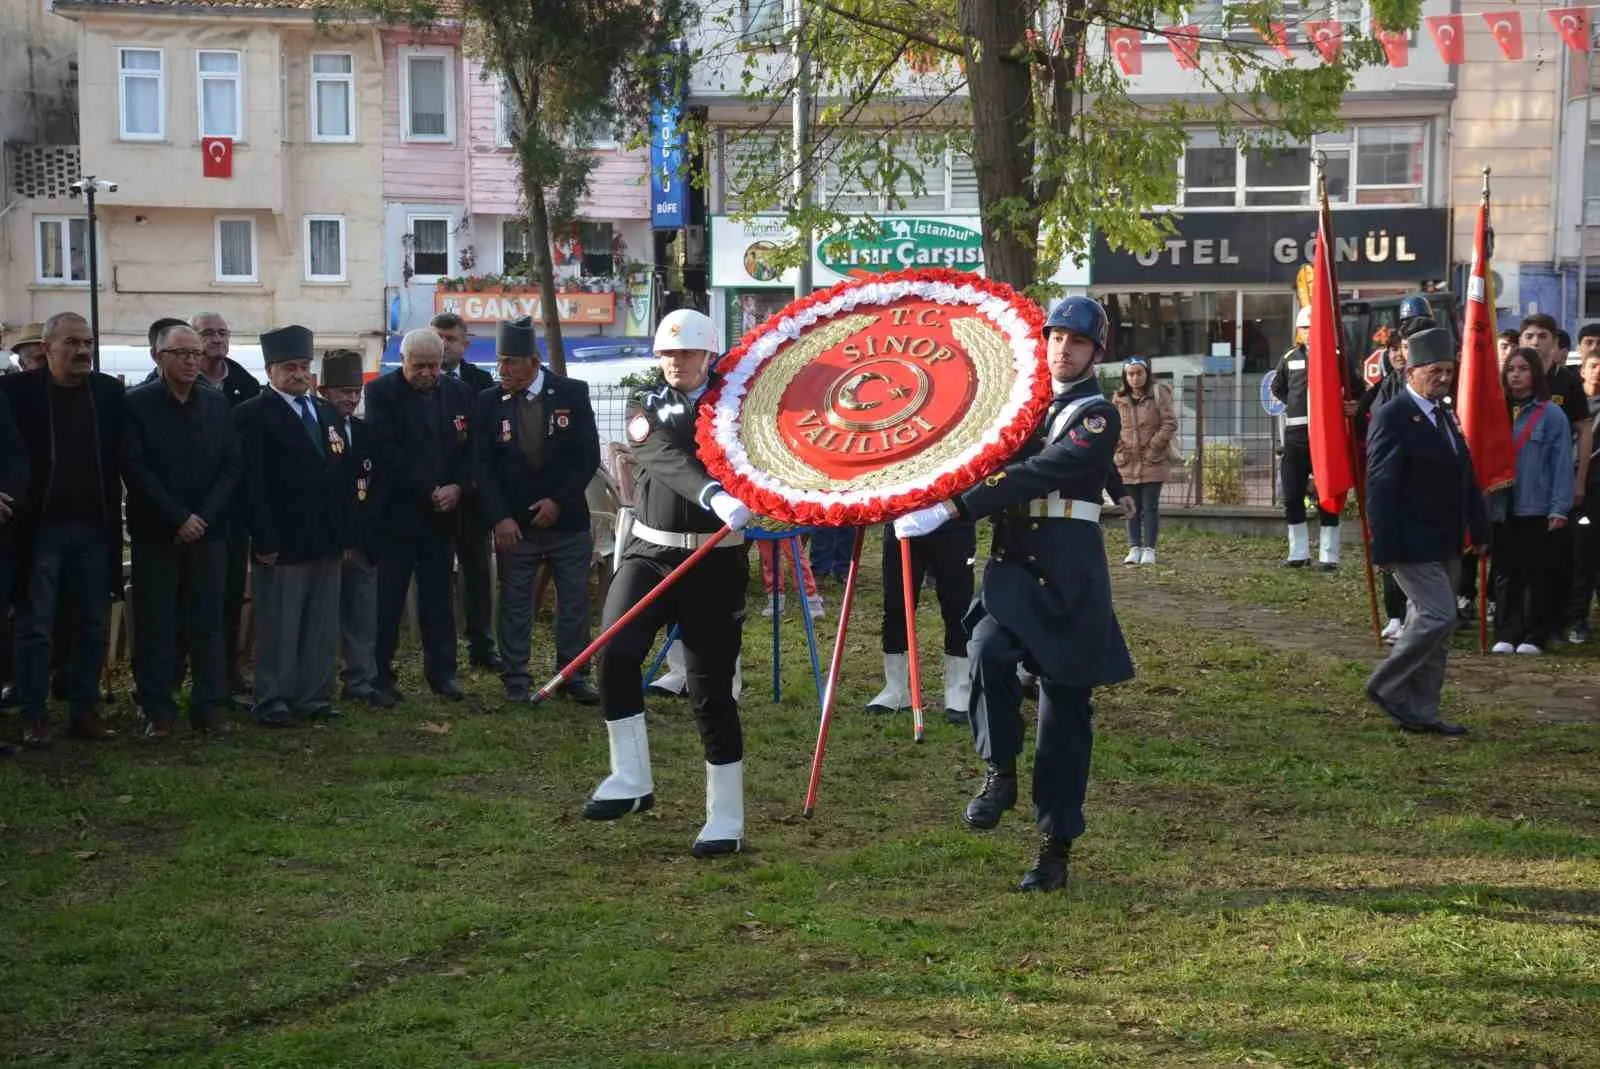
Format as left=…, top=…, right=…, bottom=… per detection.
left=963, top=761, right=1017, bottom=830
left=1017, top=833, right=1070, bottom=892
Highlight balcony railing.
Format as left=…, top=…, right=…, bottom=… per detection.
left=6, top=143, right=81, bottom=200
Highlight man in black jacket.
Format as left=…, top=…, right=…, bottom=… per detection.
left=472, top=316, right=600, bottom=703
left=1364, top=328, right=1489, bottom=736
left=234, top=325, right=350, bottom=727
left=0, top=312, right=127, bottom=745
left=318, top=349, right=389, bottom=708
left=364, top=328, right=475, bottom=702
left=123, top=323, right=243, bottom=736
left=433, top=312, right=499, bottom=669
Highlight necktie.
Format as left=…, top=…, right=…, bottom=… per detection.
left=297, top=396, right=323, bottom=451
left=1435, top=405, right=1456, bottom=452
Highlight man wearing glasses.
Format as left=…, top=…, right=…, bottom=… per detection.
left=123, top=324, right=243, bottom=737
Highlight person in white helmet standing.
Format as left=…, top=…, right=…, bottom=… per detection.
left=582, top=309, right=757, bottom=858
left=1271, top=304, right=1343, bottom=570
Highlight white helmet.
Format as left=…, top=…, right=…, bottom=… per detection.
left=1295, top=306, right=1313, bottom=330
left=654, top=309, right=720, bottom=355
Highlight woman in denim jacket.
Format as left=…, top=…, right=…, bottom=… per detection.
left=1489, top=348, right=1574, bottom=654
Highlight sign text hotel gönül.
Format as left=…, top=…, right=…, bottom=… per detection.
left=432, top=290, right=616, bottom=325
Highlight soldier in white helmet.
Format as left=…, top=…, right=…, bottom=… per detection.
left=582, top=309, right=756, bottom=858
left=1270, top=304, right=1343, bottom=570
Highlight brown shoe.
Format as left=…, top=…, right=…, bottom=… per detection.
left=67, top=714, right=116, bottom=741
left=191, top=709, right=234, bottom=734
left=21, top=721, right=52, bottom=747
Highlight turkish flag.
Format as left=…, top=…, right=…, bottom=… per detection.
left=1425, top=13, right=1466, bottom=64
left=1307, top=207, right=1355, bottom=516
left=1107, top=28, right=1143, bottom=75
left=1165, top=25, right=1200, bottom=70
left=202, top=136, right=233, bottom=179
left=1457, top=192, right=1515, bottom=497
left=1259, top=22, right=1291, bottom=59
left=1549, top=7, right=1591, bottom=53
left=1374, top=23, right=1410, bottom=68
left=1483, top=11, right=1524, bottom=60
left=1306, top=20, right=1343, bottom=62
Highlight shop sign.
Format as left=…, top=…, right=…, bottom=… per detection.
left=649, top=86, right=687, bottom=231
left=433, top=289, right=616, bottom=325
left=1090, top=207, right=1448, bottom=286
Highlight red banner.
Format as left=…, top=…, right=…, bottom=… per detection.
left=201, top=136, right=232, bottom=180
left=1165, top=25, right=1200, bottom=70
left=1549, top=6, right=1590, bottom=53
left=1425, top=13, right=1466, bottom=64
left=1260, top=22, right=1291, bottom=59
left=1306, top=20, right=1344, bottom=62
left=1374, top=23, right=1409, bottom=68
left=1307, top=207, right=1355, bottom=516
left=1483, top=11, right=1525, bottom=60
left=1107, top=28, right=1143, bottom=75
left=1457, top=195, right=1515, bottom=495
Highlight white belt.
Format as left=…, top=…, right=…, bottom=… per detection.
left=1024, top=494, right=1101, bottom=521
left=1285, top=416, right=1309, bottom=427
left=630, top=519, right=745, bottom=550
left=1287, top=359, right=1306, bottom=370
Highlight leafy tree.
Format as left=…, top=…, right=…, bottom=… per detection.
left=703, top=0, right=1423, bottom=296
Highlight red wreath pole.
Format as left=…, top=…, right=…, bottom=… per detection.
left=530, top=525, right=733, bottom=703
left=803, top=526, right=867, bottom=818
left=900, top=537, right=926, bottom=743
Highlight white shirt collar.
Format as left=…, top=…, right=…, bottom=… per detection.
left=1053, top=373, right=1091, bottom=397
left=273, top=384, right=312, bottom=411
left=525, top=367, right=546, bottom=399
left=1406, top=384, right=1438, bottom=421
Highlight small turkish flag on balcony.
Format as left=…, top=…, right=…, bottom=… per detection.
left=202, top=136, right=233, bottom=179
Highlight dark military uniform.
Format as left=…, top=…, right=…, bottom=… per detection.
left=445, top=359, right=498, bottom=665
left=954, top=377, right=1134, bottom=844
left=596, top=376, right=749, bottom=758
left=1271, top=343, right=1342, bottom=541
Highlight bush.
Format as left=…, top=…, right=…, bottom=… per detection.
left=1201, top=442, right=1246, bottom=505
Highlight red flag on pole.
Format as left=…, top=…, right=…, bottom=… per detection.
left=1374, top=23, right=1410, bottom=68
left=1307, top=204, right=1355, bottom=516
left=1425, top=13, right=1466, bottom=64
left=1457, top=179, right=1516, bottom=494
left=201, top=136, right=233, bottom=179
left=1165, top=25, right=1200, bottom=69
left=1107, top=28, right=1143, bottom=75
left=1549, top=7, right=1591, bottom=53
left=1306, top=20, right=1344, bottom=62
left=1483, top=11, right=1525, bottom=60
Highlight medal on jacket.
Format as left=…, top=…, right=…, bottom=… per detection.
left=453, top=414, right=467, bottom=442
left=327, top=424, right=345, bottom=455
left=554, top=407, right=570, bottom=430
left=356, top=476, right=369, bottom=501
left=500, top=417, right=513, bottom=443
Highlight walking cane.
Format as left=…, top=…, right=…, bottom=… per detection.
left=900, top=537, right=926, bottom=743
left=803, top=527, right=867, bottom=818
left=530, top=525, right=733, bottom=703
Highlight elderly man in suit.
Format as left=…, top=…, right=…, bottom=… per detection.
left=472, top=316, right=600, bottom=703
left=234, top=325, right=350, bottom=727
left=1364, top=327, right=1490, bottom=736
left=364, top=328, right=475, bottom=702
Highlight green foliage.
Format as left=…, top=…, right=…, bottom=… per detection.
left=1202, top=440, right=1247, bottom=503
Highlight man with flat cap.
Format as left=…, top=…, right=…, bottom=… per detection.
left=233, top=325, right=350, bottom=727
left=1364, top=326, right=1489, bottom=737
left=9, top=322, right=46, bottom=372
left=472, top=316, right=600, bottom=703
left=319, top=349, right=389, bottom=708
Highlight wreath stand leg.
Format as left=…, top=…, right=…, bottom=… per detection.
left=803, top=526, right=867, bottom=819
left=900, top=537, right=926, bottom=744
left=789, top=534, right=825, bottom=711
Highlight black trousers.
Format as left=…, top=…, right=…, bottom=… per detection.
left=455, top=495, right=495, bottom=658
left=223, top=535, right=249, bottom=688
left=968, top=613, right=1095, bottom=840
left=131, top=539, right=227, bottom=724
left=597, top=547, right=748, bottom=765
left=375, top=534, right=458, bottom=690
left=1383, top=572, right=1408, bottom=620
left=1280, top=436, right=1341, bottom=526
left=1492, top=516, right=1559, bottom=648
left=880, top=522, right=975, bottom=656
left=1569, top=495, right=1600, bottom=627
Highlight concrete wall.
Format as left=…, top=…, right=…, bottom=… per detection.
left=0, top=0, right=78, bottom=144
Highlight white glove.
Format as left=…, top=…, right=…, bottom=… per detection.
left=709, top=492, right=752, bottom=531
left=893, top=503, right=953, bottom=540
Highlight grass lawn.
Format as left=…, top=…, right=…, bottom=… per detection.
left=2, top=527, right=1596, bottom=1068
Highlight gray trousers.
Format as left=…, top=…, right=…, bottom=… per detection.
left=340, top=550, right=378, bottom=693
left=253, top=556, right=341, bottom=713
left=1367, top=559, right=1461, bottom=725
left=497, top=527, right=593, bottom=691
left=132, top=538, right=227, bottom=724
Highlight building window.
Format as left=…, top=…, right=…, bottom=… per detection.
left=502, top=218, right=530, bottom=274
left=402, top=51, right=452, bottom=142
left=197, top=50, right=243, bottom=140
left=1243, top=143, right=1310, bottom=207
left=311, top=53, right=355, bottom=142
left=1354, top=125, right=1425, bottom=205
left=1181, top=130, right=1237, bottom=208
left=950, top=152, right=979, bottom=212
left=118, top=47, right=164, bottom=140
left=408, top=215, right=451, bottom=280
left=35, top=217, right=90, bottom=285
left=577, top=222, right=616, bottom=276
left=741, top=0, right=784, bottom=45
left=1585, top=123, right=1600, bottom=226
left=215, top=217, right=257, bottom=283
left=1177, top=123, right=1425, bottom=209
left=304, top=215, right=347, bottom=282
left=497, top=77, right=521, bottom=148
left=571, top=113, right=617, bottom=150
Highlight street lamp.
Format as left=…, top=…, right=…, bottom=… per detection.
left=68, top=176, right=117, bottom=372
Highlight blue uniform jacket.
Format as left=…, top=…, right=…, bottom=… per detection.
left=953, top=376, right=1135, bottom=688
left=1365, top=389, right=1489, bottom=565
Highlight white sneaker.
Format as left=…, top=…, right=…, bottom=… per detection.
left=1123, top=548, right=1141, bottom=565
left=1380, top=618, right=1404, bottom=642
left=806, top=594, right=826, bottom=619
left=761, top=593, right=785, bottom=618
left=1140, top=547, right=1157, bottom=565
left=1490, top=641, right=1514, bottom=654
left=1515, top=643, right=1543, bottom=655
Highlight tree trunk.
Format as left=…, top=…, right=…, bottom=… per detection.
left=526, top=189, right=566, bottom=376
left=957, top=0, right=1038, bottom=289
